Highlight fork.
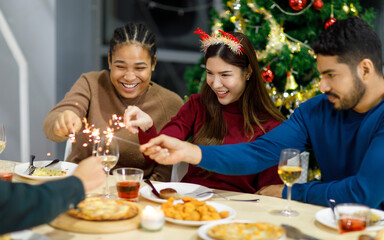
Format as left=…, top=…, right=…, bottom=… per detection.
left=26, top=157, right=60, bottom=175
left=25, top=155, right=36, bottom=175
left=192, top=191, right=259, bottom=202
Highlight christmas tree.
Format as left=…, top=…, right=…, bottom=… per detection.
left=184, top=0, right=375, bottom=116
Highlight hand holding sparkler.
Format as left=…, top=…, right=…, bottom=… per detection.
left=124, top=106, right=153, bottom=134
left=53, top=110, right=82, bottom=139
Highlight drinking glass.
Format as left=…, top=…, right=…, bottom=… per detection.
left=0, top=124, right=6, bottom=155
left=335, top=203, right=370, bottom=233
left=95, top=136, right=119, bottom=198
left=0, top=161, right=15, bottom=181
left=113, top=167, right=143, bottom=202
left=271, top=148, right=302, bottom=217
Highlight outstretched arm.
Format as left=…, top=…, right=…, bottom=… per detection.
left=140, top=134, right=202, bottom=165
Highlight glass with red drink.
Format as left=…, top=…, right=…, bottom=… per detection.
left=113, top=168, right=143, bottom=202
left=335, top=203, right=370, bottom=234
left=0, top=161, right=15, bottom=182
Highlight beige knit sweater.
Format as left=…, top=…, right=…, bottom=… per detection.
left=43, top=70, right=183, bottom=181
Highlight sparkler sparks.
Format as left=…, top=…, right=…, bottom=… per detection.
left=68, top=114, right=138, bottom=149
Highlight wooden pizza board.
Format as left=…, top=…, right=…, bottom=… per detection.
left=50, top=202, right=144, bottom=233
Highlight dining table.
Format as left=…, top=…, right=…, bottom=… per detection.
left=2, top=159, right=381, bottom=240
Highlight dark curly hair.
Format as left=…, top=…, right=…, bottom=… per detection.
left=311, top=16, right=382, bottom=75
left=109, top=22, right=156, bottom=65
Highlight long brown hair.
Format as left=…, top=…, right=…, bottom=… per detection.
left=193, top=32, right=285, bottom=145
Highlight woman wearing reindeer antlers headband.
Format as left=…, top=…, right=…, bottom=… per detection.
left=124, top=28, right=285, bottom=193
left=43, top=22, right=183, bottom=181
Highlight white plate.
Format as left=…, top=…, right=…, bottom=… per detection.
left=315, top=207, right=384, bottom=231
left=165, top=201, right=236, bottom=226
left=198, top=220, right=251, bottom=240
left=140, top=182, right=214, bottom=203
left=11, top=230, right=50, bottom=240
left=198, top=220, right=286, bottom=240
left=14, top=161, right=77, bottom=181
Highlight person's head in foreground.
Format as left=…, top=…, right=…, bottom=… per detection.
left=194, top=29, right=285, bottom=144
left=312, top=16, right=383, bottom=113
left=108, top=22, right=157, bottom=100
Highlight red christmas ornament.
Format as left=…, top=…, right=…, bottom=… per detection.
left=313, top=0, right=323, bottom=11
left=289, top=0, right=307, bottom=11
left=262, top=66, right=274, bottom=83
left=324, top=17, right=337, bottom=30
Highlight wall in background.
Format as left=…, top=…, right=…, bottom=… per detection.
left=0, top=0, right=56, bottom=162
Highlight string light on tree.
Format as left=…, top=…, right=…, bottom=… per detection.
left=342, top=2, right=350, bottom=14
left=349, top=3, right=358, bottom=16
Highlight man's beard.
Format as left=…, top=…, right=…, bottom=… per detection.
left=327, top=75, right=366, bottom=111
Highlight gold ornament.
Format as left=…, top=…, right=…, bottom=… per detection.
left=230, top=15, right=237, bottom=23
left=297, top=92, right=303, bottom=101
left=276, top=98, right=283, bottom=107
left=342, top=3, right=349, bottom=14
left=285, top=72, right=298, bottom=90
left=350, top=3, right=358, bottom=16
left=227, top=1, right=233, bottom=8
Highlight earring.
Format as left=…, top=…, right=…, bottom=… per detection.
left=246, top=78, right=250, bottom=81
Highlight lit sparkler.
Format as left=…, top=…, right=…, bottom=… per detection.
left=68, top=114, right=139, bottom=148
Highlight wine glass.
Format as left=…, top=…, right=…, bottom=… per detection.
left=0, top=124, right=6, bottom=155
left=95, top=135, right=119, bottom=198
left=271, top=148, right=302, bottom=217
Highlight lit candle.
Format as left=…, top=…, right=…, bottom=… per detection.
left=140, top=205, right=165, bottom=231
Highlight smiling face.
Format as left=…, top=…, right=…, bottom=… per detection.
left=317, top=54, right=366, bottom=111
left=205, top=56, right=249, bottom=105
left=108, top=44, right=155, bottom=99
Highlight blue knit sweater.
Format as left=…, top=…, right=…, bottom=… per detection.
left=199, top=94, right=384, bottom=209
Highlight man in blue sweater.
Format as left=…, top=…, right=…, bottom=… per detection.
left=140, top=16, right=384, bottom=209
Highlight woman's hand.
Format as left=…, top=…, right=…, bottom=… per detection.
left=53, top=110, right=82, bottom=138
left=255, top=184, right=284, bottom=198
left=139, top=134, right=202, bottom=165
left=124, top=105, right=153, bottom=134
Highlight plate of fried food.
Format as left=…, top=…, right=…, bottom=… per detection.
left=198, top=220, right=286, bottom=240
left=161, top=196, right=236, bottom=226
left=14, top=160, right=77, bottom=181
left=140, top=182, right=214, bottom=203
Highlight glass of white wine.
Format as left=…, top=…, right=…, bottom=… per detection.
left=0, top=124, right=6, bottom=155
left=95, top=135, right=119, bottom=198
left=272, top=148, right=302, bottom=217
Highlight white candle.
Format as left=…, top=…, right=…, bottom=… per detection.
left=140, top=205, right=165, bottom=231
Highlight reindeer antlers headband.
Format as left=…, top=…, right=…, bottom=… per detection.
left=194, top=28, right=245, bottom=55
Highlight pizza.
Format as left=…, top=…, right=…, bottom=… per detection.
left=67, top=197, right=139, bottom=221
left=207, top=222, right=286, bottom=240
